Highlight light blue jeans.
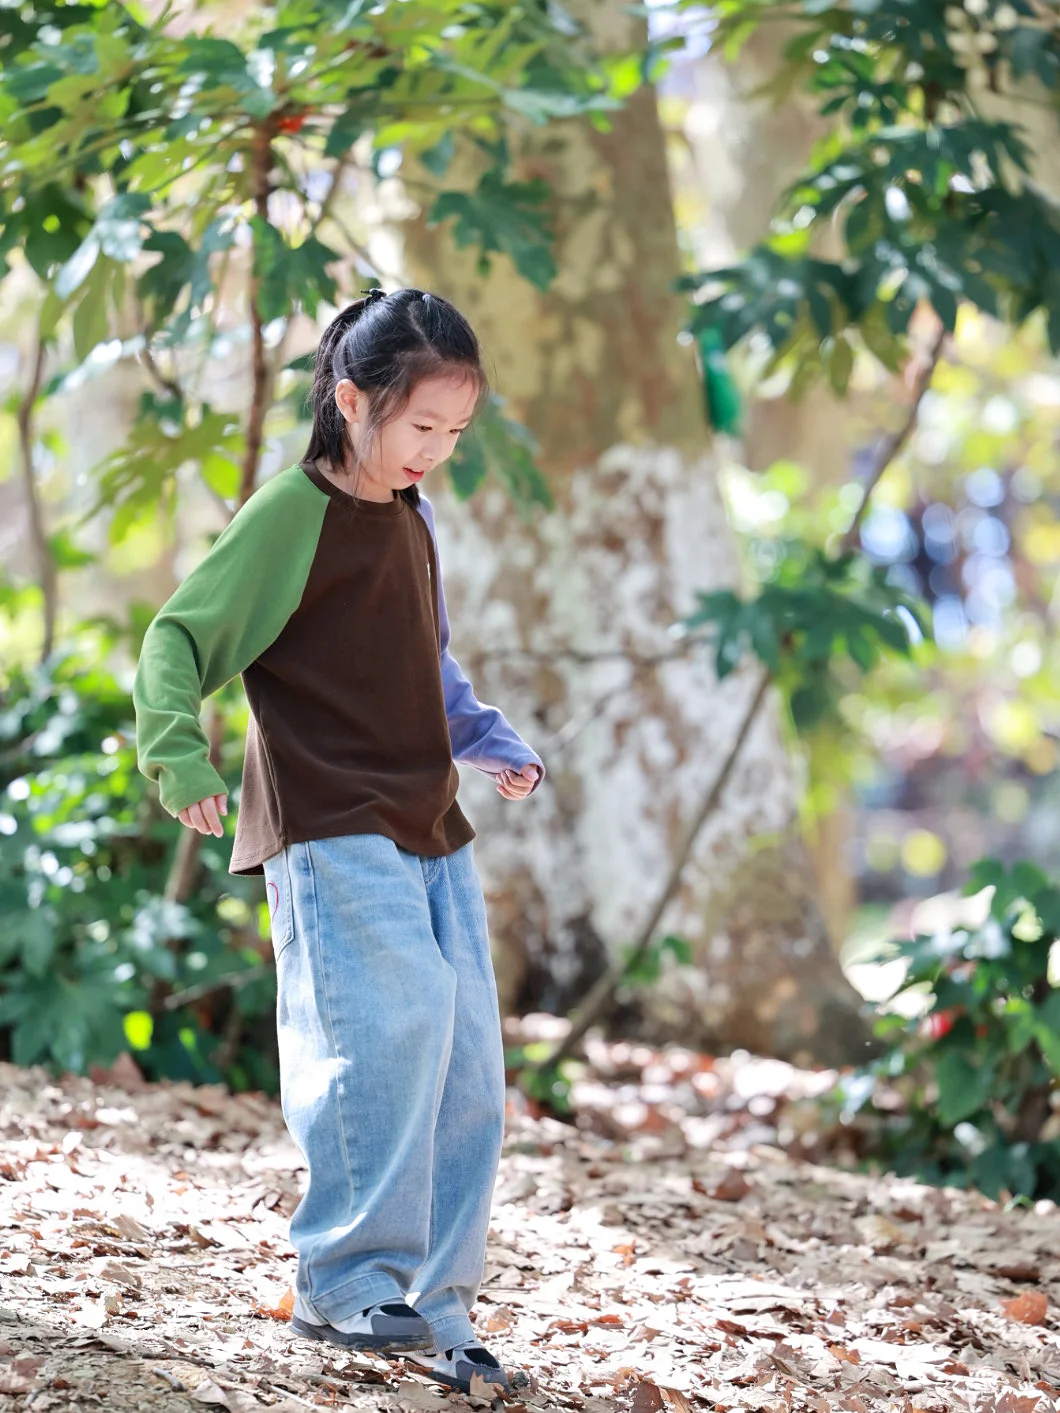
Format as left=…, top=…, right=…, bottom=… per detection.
left=262, top=833, right=506, bottom=1353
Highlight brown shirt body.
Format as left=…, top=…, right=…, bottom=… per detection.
left=230, top=466, right=474, bottom=874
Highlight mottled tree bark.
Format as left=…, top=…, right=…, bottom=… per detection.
left=401, top=0, right=872, bottom=1066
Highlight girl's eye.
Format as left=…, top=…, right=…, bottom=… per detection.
left=415, top=424, right=464, bottom=435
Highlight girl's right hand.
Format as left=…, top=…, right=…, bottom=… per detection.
left=177, top=792, right=228, bottom=837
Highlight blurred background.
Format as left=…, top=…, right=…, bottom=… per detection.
left=3, top=0, right=1060, bottom=1201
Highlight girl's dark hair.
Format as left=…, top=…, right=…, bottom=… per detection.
left=300, top=287, right=489, bottom=506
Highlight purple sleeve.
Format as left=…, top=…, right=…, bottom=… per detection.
left=415, top=496, right=545, bottom=790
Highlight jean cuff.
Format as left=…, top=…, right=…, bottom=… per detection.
left=414, top=1303, right=476, bottom=1351
left=298, top=1271, right=406, bottom=1327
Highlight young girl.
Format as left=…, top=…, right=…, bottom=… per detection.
left=133, top=287, right=545, bottom=1395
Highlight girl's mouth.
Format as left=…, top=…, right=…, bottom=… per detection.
left=404, top=467, right=425, bottom=481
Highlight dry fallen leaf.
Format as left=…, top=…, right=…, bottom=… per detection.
left=0, top=1357, right=45, bottom=1396
left=114, top=1212, right=151, bottom=1242
left=710, top=1171, right=752, bottom=1202
left=193, top=1379, right=232, bottom=1405
left=252, top=1285, right=294, bottom=1321
left=828, top=1344, right=862, bottom=1365
left=982, top=1395, right=1046, bottom=1413
left=1000, top=1291, right=1048, bottom=1326
left=855, top=1213, right=913, bottom=1251
left=469, top=1370, right=505, bottom=1398
left=97, top=1260, right=143, bottom=1289
left=482, top=1304, right=515, bottom=1333
left=4, top=1047, right=1060, bottom=1413
left=630, top=1380, right=665, bottom=1413
left=393, top=1378, right=451, bottom=1410
left=222, top=1391, right=268, bottom=1413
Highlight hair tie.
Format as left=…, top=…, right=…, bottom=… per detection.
left=361, top=287, right=387, bottom=304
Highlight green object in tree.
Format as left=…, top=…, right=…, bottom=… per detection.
left=697, top=325, right=742, bottom=435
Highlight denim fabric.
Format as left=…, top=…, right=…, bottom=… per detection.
left=262, top=832, right=506, bottom=1353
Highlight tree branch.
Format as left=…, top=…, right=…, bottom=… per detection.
left=161, top=964, right=269, bottom=1012
left=839, top=320, right=947, bottom=557
left=239, top=124, right=276, bottom=509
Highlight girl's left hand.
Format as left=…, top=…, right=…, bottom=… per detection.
left=496, top=764, right=541, bottom=800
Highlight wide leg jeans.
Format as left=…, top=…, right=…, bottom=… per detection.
left=262, top=833, right=507, bottom=1353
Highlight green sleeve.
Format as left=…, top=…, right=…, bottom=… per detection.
left=132, top=464, right=327, bottom=817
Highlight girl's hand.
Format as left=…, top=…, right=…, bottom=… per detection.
left=496, top=764, right=541, bottom=800
left=177, top=792, right=228, bottom=836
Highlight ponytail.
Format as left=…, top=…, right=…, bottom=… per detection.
left=300, top=287, right=489, bottom=505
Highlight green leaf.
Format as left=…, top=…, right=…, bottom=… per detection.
left=16, top=910, right=57, bottom=980
left=419, top=131, right=456, bottom=176
left=447, top=432, right=488, bottom=499
left=935, top=1049, right=992, bottom=1127
left=660, top=934, right=692, bottom=965
left=71, top=259, right=114, bottom=362
left=201, top=451, right=242, bottom=501
left=447, top=394, right=552, bottom=514
left=47, top=528, right=98, bottom=569
left=251, top=219, right=339, bottom=322
left=428, top=170, right=556, bottom=291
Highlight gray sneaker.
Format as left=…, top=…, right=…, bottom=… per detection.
left=291, top=1300, right=434, bottom=1353
left=403, top=1341, right=512, bottom=1394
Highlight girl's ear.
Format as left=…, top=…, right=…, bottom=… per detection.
left=335, top=378, right=362, bottom=426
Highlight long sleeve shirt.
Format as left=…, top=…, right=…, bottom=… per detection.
left=132, top=460, right=544, bottom=875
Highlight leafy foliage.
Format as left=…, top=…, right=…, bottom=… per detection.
left=447, top=391, right=554, bottom=514
left=840, top=858, right=1060, bottom=1201
left=678, top=0, right=1060, bottom=384
left=429, top=167, right=558, bottom=288
left=2, top=0, right=628, bottom=513
left=0, top=650, right=277, bottom=1090
left=618, top=934, right=693, bottom=988
left=678, top=538, right=928, bottom=729
left=505, top=1042, right=574, bottom=1116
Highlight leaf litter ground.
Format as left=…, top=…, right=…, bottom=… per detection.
left=0, top=1018, right=1058, bottom=1413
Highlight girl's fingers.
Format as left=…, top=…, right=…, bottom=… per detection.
left=496, top=765, right=541, bottom=798
left=182, top=797, right=225, bottom=835
left=496, top=774, right=533, bottom=799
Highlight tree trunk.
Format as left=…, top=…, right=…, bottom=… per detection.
left=401, top=1, right=871, bottom=1066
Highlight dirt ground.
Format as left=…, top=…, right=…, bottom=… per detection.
left=1, top=1024, right=1058, bottom=1413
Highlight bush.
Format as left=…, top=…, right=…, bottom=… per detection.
left=840, top=857, right=1060, bottom=1201
left=0, top=649, right=278, bottom=1091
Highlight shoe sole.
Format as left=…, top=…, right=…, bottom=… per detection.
left=291, top=1314, right=434, bottom=1354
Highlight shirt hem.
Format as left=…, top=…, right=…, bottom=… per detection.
left=228, top=809, right=475, bottom=876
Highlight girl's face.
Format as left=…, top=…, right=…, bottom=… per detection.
left=336, top=372, right=479, bottom=502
